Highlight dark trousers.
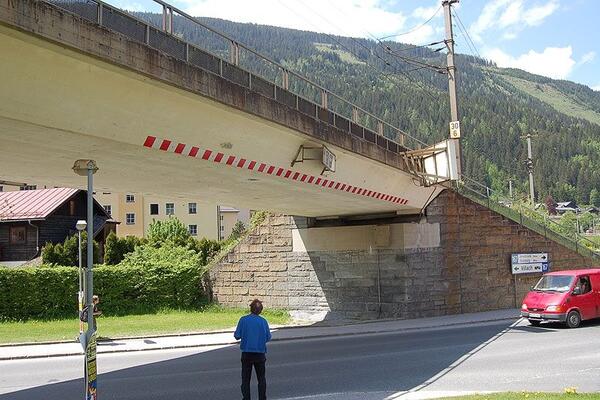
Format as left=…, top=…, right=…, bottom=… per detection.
left=241, top=352, right=266, bottom=400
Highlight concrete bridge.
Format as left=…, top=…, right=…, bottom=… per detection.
left=0, top=0, right=456, bottom=218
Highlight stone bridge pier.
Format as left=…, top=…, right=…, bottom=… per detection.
left=209, top=190, right=594, bottom=321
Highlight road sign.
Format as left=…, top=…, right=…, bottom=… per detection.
left=511, top=253, right=550, bottom=275
left=449, top=121, right=461, bottom=139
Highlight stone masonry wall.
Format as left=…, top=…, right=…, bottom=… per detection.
left=208, top=190, right=596, bottom=320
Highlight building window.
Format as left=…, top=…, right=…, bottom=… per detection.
left=189, top=224, right=198, bottom=236
left=150, top=204, right=159, bottom=215
left=126, top=194, right=135, bottom=203
left=0, top=186, right=3, bottom=192
left=166, top=203, right=175, bottom=215
left=188, top=203, right=197, bottom=214
left=220, top=215, right=224, bottom=221
left=126, top=213, right=136, bottom=225
left=9, top=226, right=27, bottom=244
left=220, top=225, right=224, bottom=231
left=69, top=200, right=76, bottom=216
left=20, top=185, right=36, bottom=191
left=103, top=205, right=112, bottom=217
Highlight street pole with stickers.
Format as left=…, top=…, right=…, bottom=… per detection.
left=73, top=160, right=98, bottom=400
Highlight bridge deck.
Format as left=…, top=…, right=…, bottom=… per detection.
left=0, top=0, right=442, bottom=217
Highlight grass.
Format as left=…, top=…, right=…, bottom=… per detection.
left=494, top=72, right=600, bottom=126
left=436, top=393, right=600, bottom=400
left=0, top=306, right=291, bottom=344
left=314, top=43, right=365, bottom=65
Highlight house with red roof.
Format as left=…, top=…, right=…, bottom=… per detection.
left=0, top=188, right=117, bottom=265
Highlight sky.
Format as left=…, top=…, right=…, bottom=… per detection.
left=113, top=0, right=600, bottom=90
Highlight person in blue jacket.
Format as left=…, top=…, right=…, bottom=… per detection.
left=234, top=299, right=272, bottom=400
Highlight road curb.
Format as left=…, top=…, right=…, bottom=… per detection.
left=0, top=315, right=520, bottom=361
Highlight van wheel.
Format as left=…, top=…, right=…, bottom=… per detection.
left=529, top=319, right=541, bottom=327
left=566, top=311, right=581, bottom=328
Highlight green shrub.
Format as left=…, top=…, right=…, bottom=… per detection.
left=120, top=244, right=202, bottom=270
left=147, top=217, right=191, bottom=247
left=41, top=232, right=100, bottom=266
left=187, top=238, right=222, bottom=265
left=0, top=263, right=207, bottom=321
left=104, top=232, right=145, bottom=265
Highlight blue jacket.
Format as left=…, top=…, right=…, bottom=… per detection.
left=234, top=314, right=272, bottom=353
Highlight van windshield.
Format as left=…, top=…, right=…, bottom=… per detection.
left=533, top=275, right=574, bottom=292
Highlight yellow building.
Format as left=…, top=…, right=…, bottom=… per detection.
left=95, top=192, right=218, bottom=240
left=1, top=183, right=248, bottom=241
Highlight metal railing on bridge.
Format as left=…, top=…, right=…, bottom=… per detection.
left=456, top=175, right=600, bottom=261
left=45, top=0, right=430, bottom=153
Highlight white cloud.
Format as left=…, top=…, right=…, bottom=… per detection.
left=580, top=51, right=596, bottom=65
left=412, top=4, right=439, bottom=20
left=471, top=0, right=559, bottom=42
left=176, top=0, right=409, bottom=42
left=592, top=85, right=600, bottom=91
left=485, top=46, right=576, bottom=79
left=522, top=1, right=560, bottom=26
left=502, top=32, right=518, bottom=40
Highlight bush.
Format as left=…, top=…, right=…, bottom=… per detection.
left=0, top=263, right=207, bottom=321
left=147, top=217, right=191, bottom=247
left=104, top=232, right=145, bottom=265
left=187, top=237, right=222, bottom=265
left=41, top=232, right=100, bottom=266
left=120, top=244, right=203, bottom=270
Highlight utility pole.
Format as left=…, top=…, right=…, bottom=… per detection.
left=524, top=133, right=535, bottom=205
left=442, top=0, right=462, bottom=177
left=509, top=179, right=513, bottom=199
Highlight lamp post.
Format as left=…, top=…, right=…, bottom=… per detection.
left=76, top=219, right=87, bottom=336
left=72, top=160, right=98, bottom=400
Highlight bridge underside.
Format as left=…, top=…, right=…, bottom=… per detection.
left=0, top=17, right=441, bottom=217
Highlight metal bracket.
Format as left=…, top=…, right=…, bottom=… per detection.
left=291, top=145, right=336, bottom=175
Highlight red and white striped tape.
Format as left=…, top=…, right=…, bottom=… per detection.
left=143, top=136, right=409, bottom=205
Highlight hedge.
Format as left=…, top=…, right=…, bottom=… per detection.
left=0, top=264, right=207, bottom=321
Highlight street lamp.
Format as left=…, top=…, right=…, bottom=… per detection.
left=76, top=219, right=87, bottom=336
left=72, top=159, right=98, bottom=400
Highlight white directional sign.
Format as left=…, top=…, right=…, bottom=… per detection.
left=511, top=253, right=549, bottom=275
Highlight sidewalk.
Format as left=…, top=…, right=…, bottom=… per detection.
left=0, top=309, right=519, bottom=360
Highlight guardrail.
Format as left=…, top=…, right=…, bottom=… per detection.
left=456, top=175, right=600, bottom=261
left=45, top=0, right=431, bottom=153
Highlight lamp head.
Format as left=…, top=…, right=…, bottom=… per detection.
left=76, top=220, right=87, bottom=231
left=72, top=159, right=98, bottom=176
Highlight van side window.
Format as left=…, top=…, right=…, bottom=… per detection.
left=578, top=276, right=592, bottom=294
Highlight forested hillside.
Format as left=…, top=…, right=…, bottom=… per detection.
left=137, top=12, right=600, bottom=205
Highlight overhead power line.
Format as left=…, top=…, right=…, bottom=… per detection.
left=378, top=5, right=443, bottom=41
left=453, top=10, right=481, bottom=59
left=278, top=0, right=441, bottom=100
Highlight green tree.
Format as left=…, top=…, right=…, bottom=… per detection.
left=104, top=232, right=144, bottom=265
left=590, top=189, right=600, bottom=208
left=228, top=221, right=246, bottom=241
left=557, top=212, right=578, bottom=238
left=146, top=217, right=191, bottom=247
left=41, top=232, right=100, bottom=266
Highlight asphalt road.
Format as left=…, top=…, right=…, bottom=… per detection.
left=1, top=318, right=600, bottom=400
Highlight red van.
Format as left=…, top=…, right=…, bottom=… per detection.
left=521, top=269, right=600, bottom=328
